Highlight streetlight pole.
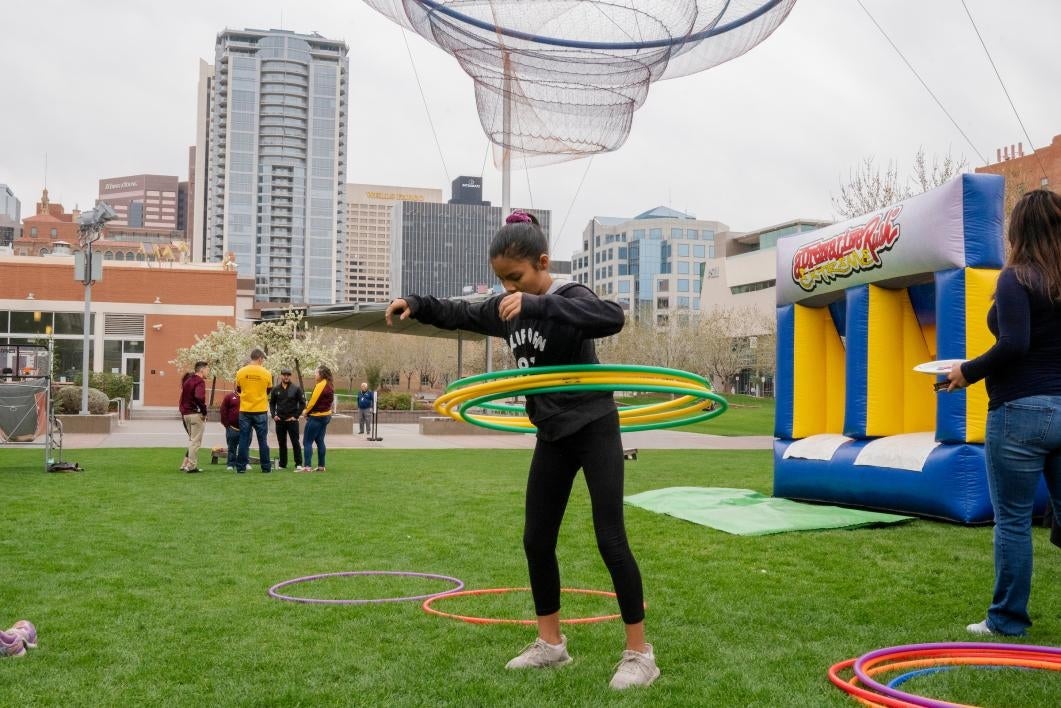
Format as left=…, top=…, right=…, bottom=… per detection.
left=76, top=203, right=118, bottom=414
left=79, top=242, right=93, bottom=415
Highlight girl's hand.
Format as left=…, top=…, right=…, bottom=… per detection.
left=946, top=362, right=968, bottom=392
left=385, top=298, right=410, bottom=325
left=498, top=292, right=524, bottom=321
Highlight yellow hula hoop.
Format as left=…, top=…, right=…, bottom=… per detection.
left=434, top=364, right=728, bottom=433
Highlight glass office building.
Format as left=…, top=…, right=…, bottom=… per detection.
left=571, top=207, right=726, bottom=325
left=203, top=29, right=348, bottom=304
left=391, top=202, right=550, bottom=299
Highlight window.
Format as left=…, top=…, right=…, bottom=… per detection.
left=618, top=246, right=627, bottom=259
left=618, top=281, right=631, bottom=293
left=677, top=243, right=689, bottom=257
left=633, top=229, right=645, bottom=240
left=50, top=228, right=58, bottom=237
left=657, top=280, right=669, bottom=292
left=694, top=244, right=706, bottom=258
left=678, top=279, right=689, bottom=292
left=29, top=227, right=37, bottom=237
left=649, top=228, right=662, bottom=240
left=656, top=297, right=670, bottom=309
left=671, top=228, right=682, bottom=239
left=687, top=229, right=698, bottom=239
left=678, top=261, right=690, bottom=274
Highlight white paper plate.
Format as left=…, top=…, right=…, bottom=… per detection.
left=912, top=359, right=964, bottom=375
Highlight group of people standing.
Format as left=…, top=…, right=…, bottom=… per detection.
left=180, top=347, right=351, bottom=474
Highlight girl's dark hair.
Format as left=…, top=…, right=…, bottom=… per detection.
left=1006, top=189, right=1061, bottom=301
left=489, top=210, right=548, bottom=262
left=317, top=365, right=333, bottom=383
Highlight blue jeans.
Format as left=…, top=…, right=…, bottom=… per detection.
left=225, top=427, right=240, bottom=467
left=303, top=415, right=331, bottom=468
left=237, top=412, right=271, bottom=472
left=983, top=395, right=1061, bottom=636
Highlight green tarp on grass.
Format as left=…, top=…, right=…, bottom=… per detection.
left=624, top=487, right=913, bottom=536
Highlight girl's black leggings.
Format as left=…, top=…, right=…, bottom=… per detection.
left=523, top=410, right=645, bottom=624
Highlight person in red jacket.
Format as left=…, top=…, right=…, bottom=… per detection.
left=219, top=386, right=241, bottom=471
left=178, top=361, right=209, bottom=473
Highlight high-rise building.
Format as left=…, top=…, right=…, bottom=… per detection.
left=98, top=175, right=180, bottom=229
left=0, top=184, right=20, bottom=246
left=198, top=28, right=349, bottom=304
left=344, top=183, right=443, bottom=303
left=391, top=182, right=549, bottom=297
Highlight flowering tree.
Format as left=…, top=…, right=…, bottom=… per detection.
left=172, top=312, right=340, bottom=401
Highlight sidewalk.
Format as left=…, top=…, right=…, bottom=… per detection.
left=61, top=418, right=774, bottom=452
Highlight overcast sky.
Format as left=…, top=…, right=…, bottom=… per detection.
left=2, top=1, right=1058, bottom=257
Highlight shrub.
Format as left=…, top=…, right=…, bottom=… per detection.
left=376, top=392, right=412, bottom=410
left=54, top=386, right=110, bottom=415
left=90, top=372, right=134, bottom=404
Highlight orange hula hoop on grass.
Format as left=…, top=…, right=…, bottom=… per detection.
left=422, top=587, right=642, bottom=625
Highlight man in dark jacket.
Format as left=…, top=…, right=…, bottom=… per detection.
left=269, top=367, right=305, bottom=470
left=178, top=361, right=209, bottom=473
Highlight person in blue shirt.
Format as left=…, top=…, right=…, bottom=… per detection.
left=948, top=189, right=1061, bottom=637
left=357, top=382, right=374, bottom=435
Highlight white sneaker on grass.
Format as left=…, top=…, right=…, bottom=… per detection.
left=609, top=644, right=659, bottom=689
left=966, top=620, right=996, bottom=636
left=505, top=635, right=572, bottom=669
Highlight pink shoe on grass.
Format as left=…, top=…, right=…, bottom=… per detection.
left=0, top=630, right=26, bottom=658
left=9, top=620, right=37, bottom=649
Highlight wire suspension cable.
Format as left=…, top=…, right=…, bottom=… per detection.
left=854, top=0, right=987, bottom=165
left=960, top=0, right=1048, bottom=180
left=394, top=1, right=451, bottom=182
left=555, top=156, right=594, bottom=252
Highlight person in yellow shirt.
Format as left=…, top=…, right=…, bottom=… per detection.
left=235, top=348, right=273, bottom=473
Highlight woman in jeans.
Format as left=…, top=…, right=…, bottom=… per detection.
left=948, top=189, right=1061, bottom=636
left=298, top=365, right=334, bottom=472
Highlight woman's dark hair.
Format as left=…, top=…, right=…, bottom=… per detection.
left=1006, top=189, right=1061, bottom=301
left=317, top=365, right=333, bottom=383
left=489, top=210, right=548, bottom=262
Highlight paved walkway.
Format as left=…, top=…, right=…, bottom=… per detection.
left=61, top=418, right=774, bottom=452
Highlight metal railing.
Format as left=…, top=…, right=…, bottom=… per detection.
left=109, top=397, right=126, bottom=425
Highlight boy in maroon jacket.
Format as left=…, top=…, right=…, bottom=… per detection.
left=219, top=386, right=241, bottom=471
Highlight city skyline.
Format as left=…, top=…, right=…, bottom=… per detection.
left=1, top=1, right=1059, bottom=259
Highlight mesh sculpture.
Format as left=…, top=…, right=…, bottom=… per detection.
left=364, top=0, right=796, bottom=164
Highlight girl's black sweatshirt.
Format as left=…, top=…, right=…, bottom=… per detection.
left=403, top=282, right=625, bottom=441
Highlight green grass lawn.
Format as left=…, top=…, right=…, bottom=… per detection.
left=2, top=448, right=1057, bottom=706
left=618, top=393, right=776, bottom=436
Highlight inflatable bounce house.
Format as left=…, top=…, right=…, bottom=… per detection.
left=773, top=173, right=1050, bottom=523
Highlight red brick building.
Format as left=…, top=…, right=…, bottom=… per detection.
left=0, top=255, right=236, bottom=407
left=975, top=133, right=1060, bottom=212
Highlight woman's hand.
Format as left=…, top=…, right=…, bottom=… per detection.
left=498, top=292, right=524, bottom=321
left=946, top=362, right=968, bottom=392
left=385, top=298, right=410, bottom=326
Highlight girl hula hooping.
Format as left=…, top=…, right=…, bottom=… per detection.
left=385, top=210, right=658, bottom=690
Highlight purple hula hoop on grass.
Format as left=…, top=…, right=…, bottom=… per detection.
left=268, top=570, right=464, bottom=605
left=853, top=641, right=1061, bottom=708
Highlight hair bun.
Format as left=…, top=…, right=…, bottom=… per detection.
left=506, top=210, right=532, bottom=224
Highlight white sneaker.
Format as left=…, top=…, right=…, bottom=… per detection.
left=609, top=644, right=659, bottom=690
left=226, top=466, right=234, bottom=471
left=966, top=620, right=996, bottom=636
left=505, top=635, right=572, bottom=669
